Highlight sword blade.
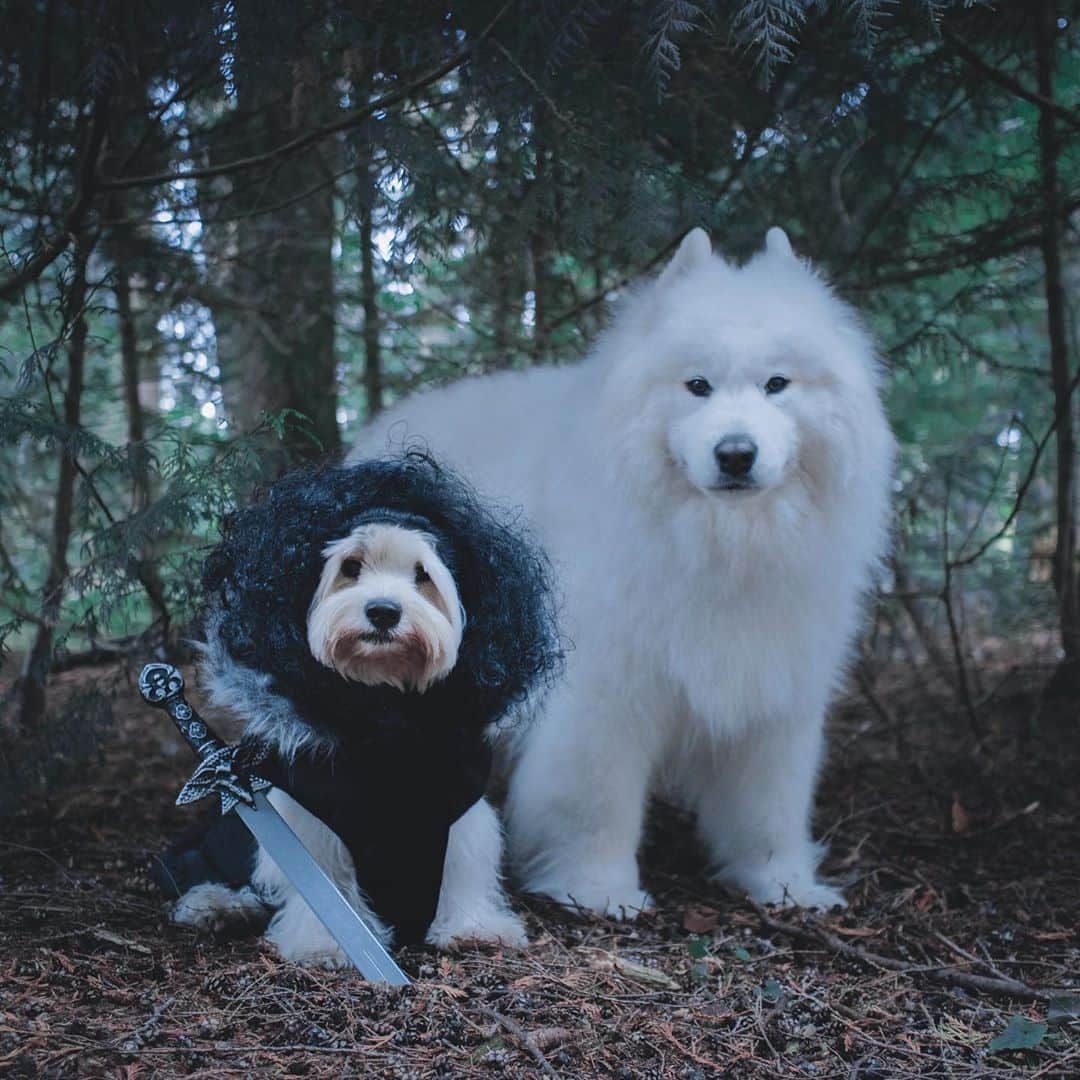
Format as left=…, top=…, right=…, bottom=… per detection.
left=234, top=792, right=409, bottom=985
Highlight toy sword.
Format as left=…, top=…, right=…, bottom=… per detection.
left=139, top=662, right=409, bottom=986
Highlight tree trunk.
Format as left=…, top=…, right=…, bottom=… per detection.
left=489, top=144, right=520, bottom=369
left=889, top=554, right=957, bottom=686
left=530, top=229, right=549, bottom=363
left=14, top=235, right=91, bottom=731
left=529, top=107, right=550, bottom=363
left=359, top=169, right=383, bottom=418
left=101, top=67, right=172, bottom=645
left=1036, top=1, right=1080, bottom=692
left=113, top=229, right=170, bottom=640
left=492, top=246, right=514, bottom=368
left=205, top=13, right=340, bottom=471
left=116, top=258, right=146, bottom=502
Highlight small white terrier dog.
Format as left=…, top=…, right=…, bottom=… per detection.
left=175, top=514, right=527, bottom=964
left=355, top=228, right=895, bottom=915
left=306, top=523, right=463, bottom=694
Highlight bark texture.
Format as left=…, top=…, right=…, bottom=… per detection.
left=204, top=13, right=340, bottom=470
left=1036, top=0, right=1079, bottom=689
left=15, top=236, right=91, bottom=731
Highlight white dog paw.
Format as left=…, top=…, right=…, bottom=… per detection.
left=715, top=863, right=847, bottom=911
left=760, top=881, right=848, bottom=911
left=427, top=908, right=528, bottom=949
left=542, top=883, right=655, bottom=920
left=263, top=909, right=358, bottom=969
left=795, top=882, right=847, bottom=911
left=265, top=925, right=351, bottom=969
left=279, top=942, right=351, bottom=969
left=172, top=883, right=266, bottom=932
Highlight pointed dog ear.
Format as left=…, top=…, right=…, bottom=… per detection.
left=764, top=226, right=795, bottom=259
left=657, top=228, right=712, bottom=286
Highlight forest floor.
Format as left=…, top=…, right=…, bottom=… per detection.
left=1, top=661, right=1078, bottom=1079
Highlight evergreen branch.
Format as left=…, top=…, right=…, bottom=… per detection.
left=843, top=192, right=1080, bottom=290
left=730, top=0, right=806, bottom=83
left=95, top=3, right=513, bottom=192
left=643, top=0, right=708, bottom=96
left=943, top=27, right=1080, bottom=133
left=949, top=362, right=1080, bottom=571
left=542, top=120, right=763, bottom=333
left=542, top=232, right=684, bottom=333
left=493, top=41, right=582, bottom=132
left=0, top=92, right=109, bottom=304
left=850, top=91, right=969, bottom=258
left=111, top=64, right=220, bottom=180
left=544, top=0, right=610, bottom=74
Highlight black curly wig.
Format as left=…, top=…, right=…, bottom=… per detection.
left=202, top=450, right=563, bottom=744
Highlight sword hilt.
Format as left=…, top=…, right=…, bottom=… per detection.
left=139, top=662, right=224, bottom=758
left=139, top=662, right=270, bottom=812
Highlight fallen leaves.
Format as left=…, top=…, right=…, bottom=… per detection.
left=681, top=905, right=719, bottom=934
left=583, top=949, right=681, bottom=990
left=89, top=929, right=152, bottom=955
left=951, top=793, right=971, bottom=835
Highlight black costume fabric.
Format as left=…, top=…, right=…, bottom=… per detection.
left=150, top=811, right=257, bottom=901
left=156, top=452, right=562, bottom=946
left=253, top=714, right=492, bottom=945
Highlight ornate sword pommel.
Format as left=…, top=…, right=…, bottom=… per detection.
left=139, top=660, right=184, bottom=704
left=139, top=661, right=271, bottom=813
left=139, top=662, right=220, bottom=758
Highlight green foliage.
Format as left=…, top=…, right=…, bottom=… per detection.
left=0, top=351, right=281, bottom=659
left=731, top=0, right=807, bottom=80
left=644, top=1, right=711, bottom=94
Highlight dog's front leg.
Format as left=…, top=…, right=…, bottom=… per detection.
left=505, top=683, right=658, bottom=919
left=694, top=709, right=846, bottom=910
left=426, top=798, right=526, bottom=948
left=254, top=789, right=391, bottom=968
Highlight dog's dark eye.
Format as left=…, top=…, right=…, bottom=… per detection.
left=340, top=558, right=363, bottom=579
left=415, top=563, right=431, bottom=584
left=765, top=375, right=790, bottom=395
left=685, top=377, right=712, bottom=398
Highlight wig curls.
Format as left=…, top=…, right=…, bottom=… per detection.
left=202, top=451, right=563, bottom=742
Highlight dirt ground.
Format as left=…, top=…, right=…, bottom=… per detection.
left=1, top=662, right=1078, bottom=1078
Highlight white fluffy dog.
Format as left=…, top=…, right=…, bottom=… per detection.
left=354, top=228, right=894, bottom=914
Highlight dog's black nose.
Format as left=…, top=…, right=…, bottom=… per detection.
left=714, top=435, right=757, bottom=478
left=365, top=600, right=402, bottom=631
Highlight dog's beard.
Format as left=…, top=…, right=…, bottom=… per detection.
left=308, top=590, right=460, bottom=693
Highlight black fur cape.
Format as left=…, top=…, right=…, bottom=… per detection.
left=159, top=452, right=562, bottom=945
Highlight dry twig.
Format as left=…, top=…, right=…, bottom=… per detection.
left=474, top=1005, right=562, bottom=1078
left=747, top=899, right=1059, bottom=1003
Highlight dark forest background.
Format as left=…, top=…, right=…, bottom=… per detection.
left=1, top=0, right=1079, bottom=806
